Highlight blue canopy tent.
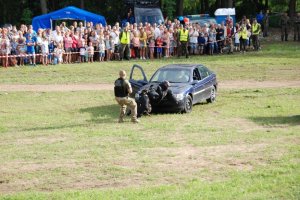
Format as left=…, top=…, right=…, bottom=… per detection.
left=32, top=6, right=106, bottom=31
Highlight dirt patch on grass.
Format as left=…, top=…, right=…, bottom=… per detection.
left=0, top=80, right=299, bottom=92
left=0, top=139, right=290, bottom=194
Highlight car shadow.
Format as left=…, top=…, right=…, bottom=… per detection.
left=79, top=104, right=119, bottom=123
left=249, top=115, right=300, bottom=126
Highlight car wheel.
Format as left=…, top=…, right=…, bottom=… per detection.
left=183, top=95, right=193, bottom=113
left=207, top=86, right=216, bottom=103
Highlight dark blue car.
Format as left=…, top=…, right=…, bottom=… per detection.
left=129, top=64, right=218, bottom=113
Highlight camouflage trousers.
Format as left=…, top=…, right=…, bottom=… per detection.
left=115, top=96, right=137, bottom=122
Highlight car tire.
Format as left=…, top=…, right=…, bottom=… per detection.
left=183, top=95, right=193, bottom=113
left=207, top=86, right=216, bottom=103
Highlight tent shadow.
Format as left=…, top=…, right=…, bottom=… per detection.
left=79, top=104, right=120, bottom=123
left=249, top=115, right=300, bottom=126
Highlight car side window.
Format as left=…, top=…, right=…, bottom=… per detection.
left=193, top=69, right=201, bottom=80
left=198, top=66, right=210, bottom=79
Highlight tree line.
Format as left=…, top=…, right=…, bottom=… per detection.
left=0, top=0, right=298, bottom=26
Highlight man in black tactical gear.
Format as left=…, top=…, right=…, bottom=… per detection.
left=114, top=70, right=139, bottom=123
left=148, top=81, right=177, bottom=105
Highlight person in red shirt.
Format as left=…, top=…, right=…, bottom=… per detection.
left=63, top=31, right=73, bottom=64
left=156, top=36, right=163, bottom=59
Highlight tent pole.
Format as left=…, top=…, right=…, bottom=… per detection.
left=51, top=19, right=53, bottom=30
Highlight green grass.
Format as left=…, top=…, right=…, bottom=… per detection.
left=0, top=41, right=299, bottom=199
left=0, top=41, right=299, bottom=84
left=0, top=88, right=299, bottom=199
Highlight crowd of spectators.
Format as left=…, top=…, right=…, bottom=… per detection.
left=0, top=16, right=265, bottom=68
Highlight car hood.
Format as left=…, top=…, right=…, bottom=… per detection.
left=139, top=82, right=192, bottom=94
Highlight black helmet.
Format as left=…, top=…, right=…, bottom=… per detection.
left=160, top=81, right=170, bottom=91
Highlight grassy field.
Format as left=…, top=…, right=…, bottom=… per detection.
left=0, top=42, right=299, bottom=199
left=0, top=41, right=299, bottom=84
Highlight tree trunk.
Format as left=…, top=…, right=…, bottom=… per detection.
left=227, top=0, right=233, bottom=8
left=216, top=0, right=221, bottom=8
left=176, top=0, right=183, bottom=16
left=80, top=0, right=85, bottom=9
left=289, top=0, right=296, bottom=17
left=204, top=0, right=209, bottom=13
left=265, top=0, right=269, bottom=9
left=200, top=0, right=205, bottom=13
left=40, top=0, right=47, bottom=14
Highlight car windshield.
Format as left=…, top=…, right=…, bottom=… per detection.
left=150, top=68, right=191, bottom=83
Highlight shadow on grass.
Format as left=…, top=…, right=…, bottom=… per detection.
left=80, top=104, right=119, bottom=123
left=249, top=115, right=300, bottom=126
left=23, top=123, right=87, bottom=132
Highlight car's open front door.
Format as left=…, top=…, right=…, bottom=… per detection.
left=129, top=64, right=148, bottom=96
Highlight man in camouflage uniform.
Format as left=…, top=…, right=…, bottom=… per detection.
left=293, top=13, right=300, bottom=41
left=280, top=12, right=290, bottom=41
left=114, top=70, right=139, bottom=123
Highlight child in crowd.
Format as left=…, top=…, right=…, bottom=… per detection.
left=104, top=34, right=111, bottom=61
left=41, top=35, right=49, bottom=65
left=54, top=43, right=64, bottom=64
left=87, top=42, right=94, bottom=63
left=109, top=35, right=115, bottom=60
left=98, top=39, right=105, bottom=62
left=48, top=40, right=55, bottom=64
left=234, top=30, right=240, bottom=52
left=17, top=37, right=27, bottom=66
left=156, top=36, right=163, bottom=59
left=223, top=37, right=233, bottom=54
left=26, top=35, right=36, bottom=66
left=149, top=36, right=155, bottom=59
left=79, top=42, right=86, bottom=63
left=132, top=31, right=140, bottom=59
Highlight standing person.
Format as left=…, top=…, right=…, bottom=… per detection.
left=251, top=18, right=261, bottom=50
left=87, top=42, right=94, bottom=63
left=280, top=12, right=290, bottom=41
left=189, top=26, right=199, bottom=55
left=104, top=34, right=111, bottom=61
left=17, top=37, right=27, bottom=66
left=178, top=25, right=189, bottom=58
left=98, top=38, right=105, bottom=62
left=131, top=31, right=140, bottom=59
left=0, top=28, right=10, bottom=68
left=139, top=28, right=147, bottom=60
left=114, top=70, right=139, bottom=123
left=239, top=24, right=248, bottom=53
left=162, top=28, right=170, bottom=58
left=119, top=25, right=131, bottom=60
left=293, top=13, right=300, bottom=41
left=26, top=35, right=36, bottom=66
left=41, top=34, right=49, bottom=65
left=64, top=31, right=73, bottom=64
left=263, top=10, right=270, bottom=37
left=156, top=36, right=163, bottom=59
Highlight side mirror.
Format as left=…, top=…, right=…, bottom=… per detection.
left=191, top=80, right=198, bottom=85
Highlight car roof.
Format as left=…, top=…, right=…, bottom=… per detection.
left=160, top=64, right=203, bottom=69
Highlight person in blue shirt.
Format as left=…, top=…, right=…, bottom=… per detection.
left=26, top=35, right=36, bottom=66
left=256, top=10, right=264, bottom=24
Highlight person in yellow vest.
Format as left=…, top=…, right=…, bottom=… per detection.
left=251, top=18, right=261, bottom=50
left=177, top=24, right=189, bottom=58
left=239, top=24, right=248, bottom=53
left=119, top=24, right=131, bottom=60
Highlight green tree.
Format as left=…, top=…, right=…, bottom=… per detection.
left=21, top=8, right=33, bottom=25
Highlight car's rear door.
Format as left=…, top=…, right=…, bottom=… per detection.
left=191, top=67, right=206, bottom=103
left=129, top=64, right=148, bottom=96
left=198, top=66, right=213, bottom=98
